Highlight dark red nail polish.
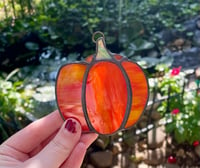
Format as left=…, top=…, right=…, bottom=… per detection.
left=65, top=119, right=77, bottom=133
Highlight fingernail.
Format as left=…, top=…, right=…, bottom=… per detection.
left=65, top=119, right=77, bottom=133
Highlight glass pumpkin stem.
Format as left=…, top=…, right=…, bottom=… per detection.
left=93, top=32, right=112, bottom=60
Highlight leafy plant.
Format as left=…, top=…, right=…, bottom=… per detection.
left=0, top=71, right=34, bottom=142
left=157, top=66, right=200, bottom=144
left=1, top=0, right=200, bottom=60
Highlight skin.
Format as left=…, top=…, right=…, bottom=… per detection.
left=0, top=110, right=98, bottom=168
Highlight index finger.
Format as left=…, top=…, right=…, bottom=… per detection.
left=3, top=110, right=63, bottom=153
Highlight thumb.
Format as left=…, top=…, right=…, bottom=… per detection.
left=23, top=118, right=81, bottom=168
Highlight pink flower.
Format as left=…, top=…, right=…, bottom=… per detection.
left=171, top=66, right=182, bottom=76
left=193, top=141, right=199, bottom=147
left=168, top=156, right=176, bottom=164
left=171, top=108, right=180, bottom=115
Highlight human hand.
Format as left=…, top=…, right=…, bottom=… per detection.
left=0, top=110, right=98, bottom=168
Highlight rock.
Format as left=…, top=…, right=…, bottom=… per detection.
left=185, top=151, right=196, bottom=166
left=138, top=163, right=149, bottom=168
left=111, top=144, right=120, bottom=155
left=157, top=16, right=200, bottom=46
left=157, top=29, right=176, bottom=44
left=138, top=139, right=147, bottom=151
left=151, top=111, right=162, bottom=121
left=173, top=38, right=185, bottom=47
left=128, top=163, right=137, bottom=168
left=161, top=48, right=172, bottom=56
left=195, top=145, right=200, bottom=158
left=138, top=115, right=148, bottom=129
left=114, top=153, right=130, bottom=168
left=90, top=151, right=113, bottom=167
left=49, top=71, right=57, bottom=81
left=147, top=126, right=166, bottom=149
left=140, top=115, right=148, bottom=121
left=130, top=154, right=144, bottom=164
left=196, top=18, right=200, bottom=29
left=193, top=30, right=200, bottom=46
left=134, top=144, right=147, bottom=162
left=95, top=138, right=105, bottom=150
left=176, top=148, right=185, bottom=158
left=183, top=17, right=198, bottom=32
left=86, top=164, right=95, bottom=168
left=143, top=149, right=164, bottom=166
left=138, top=120, right=147, bottom=129
left=164, top=163, right=179, bottom=168
left=185, top=159, right=193, bottom=167
left=112, top=153, right=118, bottom=167
left=123, top=132, right=138, bottom=147
left=94, top=136, right=110, bottom=150
left=172, top=47, right=200, bottom=69
left=166, top=147, right=173, bottom=157
left=182, top=40, right=191, bottom=51
left=195, top=67, right=200, bottom=79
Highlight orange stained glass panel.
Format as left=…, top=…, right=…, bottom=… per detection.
left=85, top=61, right=128, bottom=134
left=122, top=61, right=149, bottom=128
left=56, top=63, right=89, bottom=131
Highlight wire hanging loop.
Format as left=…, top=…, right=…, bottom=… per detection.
left=92, top=31, right=105, bottom=43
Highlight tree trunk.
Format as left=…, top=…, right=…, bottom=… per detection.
left=3, top=0, right=8, bottom=19
left=27, top=0, right=32, bottom=15
left=19, top=0, right=24, bottom=18
left=11, top=0, right=16, bottom=18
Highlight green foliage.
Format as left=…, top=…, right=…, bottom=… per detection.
left=157, top=67, right=200, bottom=144
left=0, top=71, right=34, bottom=142
left=164, top=91, right=200, bottom=144
left=0, top=0, right=200, bottom=145
left=0, top=79, right=33, bottom=115
left=0, top=0, right=200, bottom=58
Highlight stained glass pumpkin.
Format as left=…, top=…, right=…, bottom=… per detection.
left=56, top=32, right=149, bottom=135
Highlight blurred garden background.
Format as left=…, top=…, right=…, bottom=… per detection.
left=0, top=0, right=200, bottom=167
